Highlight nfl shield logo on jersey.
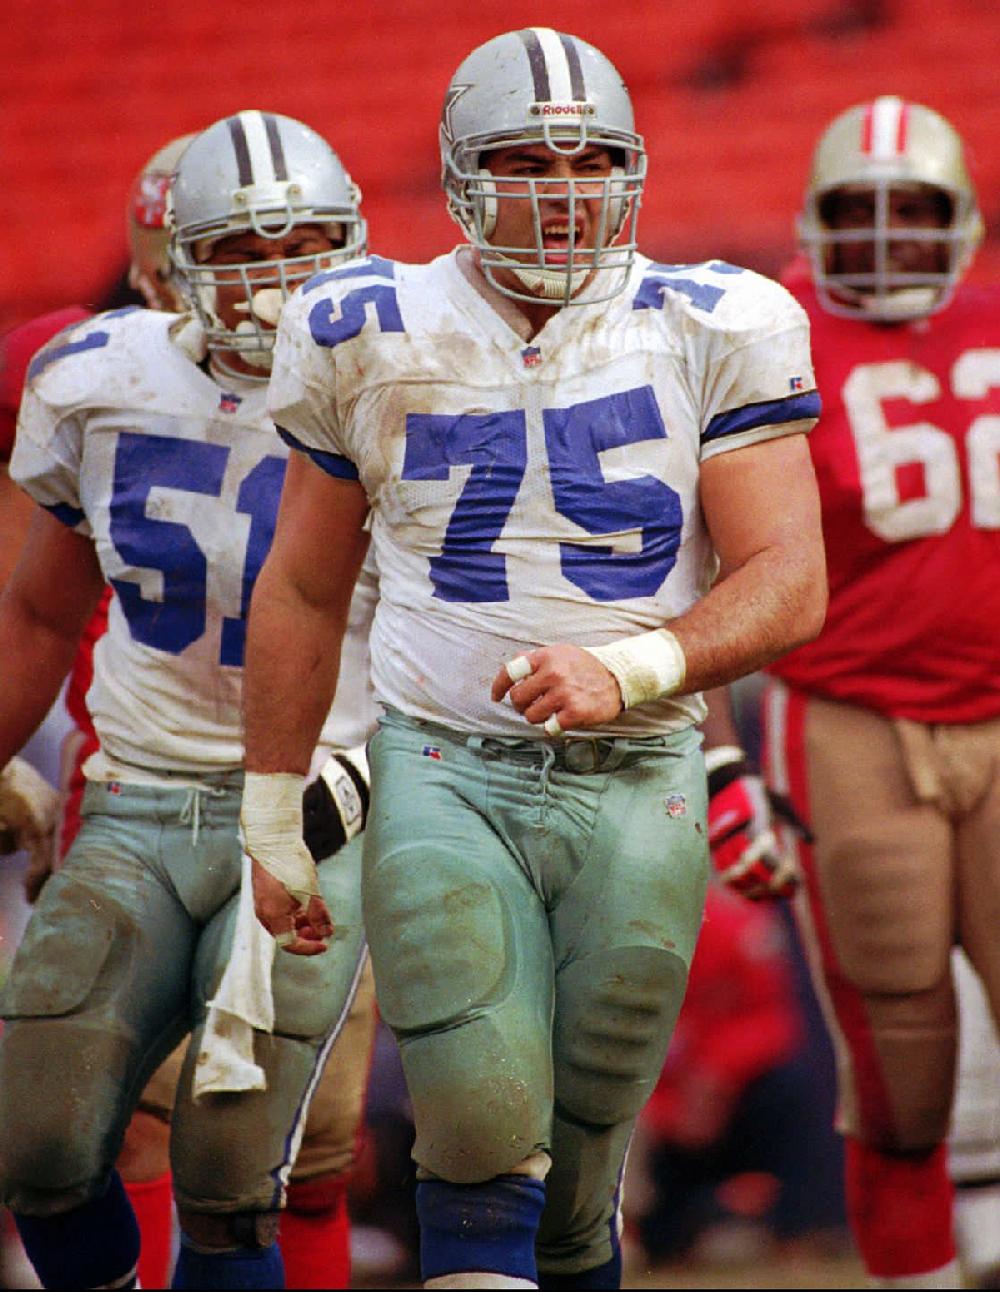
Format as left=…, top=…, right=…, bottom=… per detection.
left=665, top=794, right=687, bottom=818
left=421, top=744, right=443, bottom=760
left=219, top=391, right=242, bottom=413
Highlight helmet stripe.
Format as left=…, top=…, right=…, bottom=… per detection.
left=533, top=27, right=574, bottom=102
left=226, top=115, right=254, bottom=187
left=239, top=110, right=283, bottom=185
left=866, top=95, right=906, bottom=159
left=264, top=113, right=289, bottom=181
left=559, top=33, right=587, bottom=101
left=518, top=29, right=551, bottom=101
left=896, top=102, right=910, bottom=153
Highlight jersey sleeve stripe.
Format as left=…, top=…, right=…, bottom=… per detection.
left=702, top=389, right=821, bottom=445
left=27, top=329, right=110, bottom=381
left=43, top=500, right=86, bottom=528
left=275, top=426, right=359, bottom=480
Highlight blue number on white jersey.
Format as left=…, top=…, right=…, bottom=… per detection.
left=108, top=433, right=285, bottom=665
left=307, top=258, right=404, bottom=350
left=220, top=455, right=285, bottom=665
left=545, top=387, right=681, bottom=600
left=403, top=411, right=528, bottom=602
left=633, top=261, right=744, bottom=316
left=401, top=386, right=683, bottom=604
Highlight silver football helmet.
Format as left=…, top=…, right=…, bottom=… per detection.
left=169, top=111, right=366, bottom=374
left=799, top=96, right=982, bottom=321
left=440, top=27, right=645, bottom=306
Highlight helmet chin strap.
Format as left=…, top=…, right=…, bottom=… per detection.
left=860, top=286, right=940, bottom=320
left=830, top=282, right=941, bottom=322
left=492, top=254, right=591, bottom=301
left=230, top=325, right=274, bottom=368
left=209, top=347, right=270, bottom=383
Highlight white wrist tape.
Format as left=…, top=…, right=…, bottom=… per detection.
left=240, top=771, right=320, bottom=901
left=583, top=629, right=686, bottom=710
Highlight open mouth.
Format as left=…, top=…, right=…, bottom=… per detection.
left=541, top=222, right=587, bottom=266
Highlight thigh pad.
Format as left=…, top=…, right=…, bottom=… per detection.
left=364, top=845, right=515, bottom=1035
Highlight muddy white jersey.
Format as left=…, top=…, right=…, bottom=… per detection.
left=13, top=308, right=376, bottom=775
left=270, top=250, right=818, bottom=737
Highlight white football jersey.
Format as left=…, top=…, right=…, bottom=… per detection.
left=270, top=250, right=819, bottom=737
left=13, top=308, right=377, bottom=776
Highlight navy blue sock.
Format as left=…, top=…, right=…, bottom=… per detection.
left=171, top=1239, right=284, bottom=1290
left=417, top=1175, right=546, bottom=1283
left=13, top=1170, right=140, bottom=1290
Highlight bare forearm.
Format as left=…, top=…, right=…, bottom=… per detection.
left=243, top=562, right=348, bottom=774
left=677, top=433, right=826, bottom=695
left=671, top=545, right=826, bottom=695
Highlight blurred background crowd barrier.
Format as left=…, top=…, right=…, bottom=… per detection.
left=4, top=0, right=1000, bottom=332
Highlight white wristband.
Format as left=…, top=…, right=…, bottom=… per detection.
left=240, top=771, right=320, bottom=901
left=583, top=629, right=686, bottom=709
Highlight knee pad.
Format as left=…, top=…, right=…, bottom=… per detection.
left=839, top=984, right=956, bottom=1149
left=554, top=946, right=689, bottom=1126
left=404, top=1012, right=552, bottom=1183
left=0, top=879, right=154, bottom=1208
left=0, top=1021, right=119, bottom=1211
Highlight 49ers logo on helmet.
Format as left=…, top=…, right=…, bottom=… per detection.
left=131, top=173, right=171, bottom=230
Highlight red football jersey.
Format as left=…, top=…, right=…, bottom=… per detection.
left=0, top=308, right=91, bottom=462
left=769, top=275, right=1000, bottom=723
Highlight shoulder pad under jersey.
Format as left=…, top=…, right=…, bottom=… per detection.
left=24, top=308, right=191, bottom=414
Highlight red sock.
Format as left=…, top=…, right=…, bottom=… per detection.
left=845, top=1138, right=956, bottom=1279
left=280, top=1173, right=351, bottom=1290
left=124, top=1170, right=175, bottom=1289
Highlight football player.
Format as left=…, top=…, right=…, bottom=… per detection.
left=761, top=96, right=1000, bottom=1289
left=240, top=28, right=826, bottom=1291
left=0, top=111, right=376, bottom=1291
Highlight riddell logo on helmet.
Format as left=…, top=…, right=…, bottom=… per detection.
left=530, top=102, right=596, bottom=117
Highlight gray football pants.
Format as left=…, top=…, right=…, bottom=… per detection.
left=363, top=710, right=709, bottom=1277
left=0, top=774, right=366, bottom=1217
